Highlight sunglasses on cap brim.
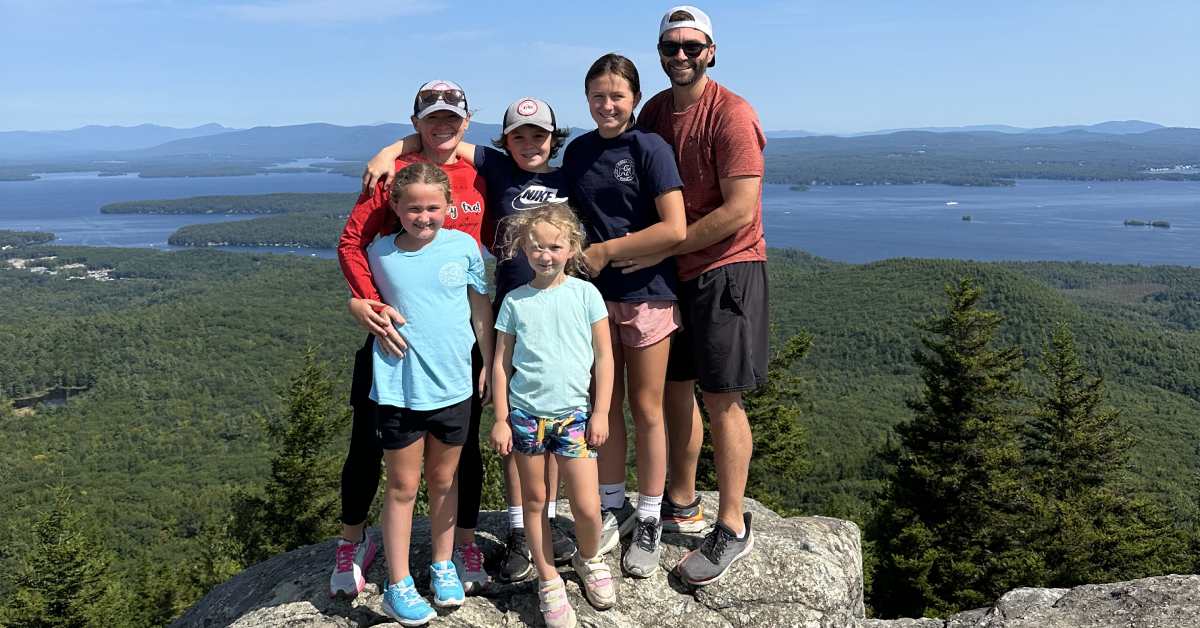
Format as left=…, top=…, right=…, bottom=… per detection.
left=657, top=41, right=711, bottom=58
left=417, top=89, right=467, bottom=109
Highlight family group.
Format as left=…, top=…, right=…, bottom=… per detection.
left=330, top=6, right=769, bottom=627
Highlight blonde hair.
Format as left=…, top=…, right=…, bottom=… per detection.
left=499, top=203, right=589, bottom=277
left=390, top=162, right=452, bottom=204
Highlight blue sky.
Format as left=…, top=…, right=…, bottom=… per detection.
left=2, top=0, right=1197, bottom=133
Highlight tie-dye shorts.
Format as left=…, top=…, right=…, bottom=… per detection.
left=508, top=407, right=595, bottom=459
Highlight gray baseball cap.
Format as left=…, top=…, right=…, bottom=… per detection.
left=413, top=79, right=469, bottom=119
left=502, top=97, right=556, bottom=135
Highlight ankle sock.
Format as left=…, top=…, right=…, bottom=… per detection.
left=508, top=505, right=524, bottom=530
left=547, top=500, right=557, bottom=519
left=600, top=483, right=625, bottom=510
left=636, top=494, right=663, bottom=521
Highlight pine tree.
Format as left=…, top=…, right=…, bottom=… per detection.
left=2, top=488, right=117, bottom=628
left=231, top=347, right=347, bottom=564
left=870, top=277, right=1041, bottom=618
left=1025, top=325, right=1187, bottom=585
left=696, top=331, right=812, bottom=515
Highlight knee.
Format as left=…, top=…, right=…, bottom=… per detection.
left=522, top=486, right=547, bottom=513
left=426, top=468, right=457, bottom=496
left=387, top=476, right=420, bottom=504
left=701, top=391, right=744, bottom=420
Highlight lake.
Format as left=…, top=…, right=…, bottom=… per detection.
left=1, top=173, right=1198, bottom=266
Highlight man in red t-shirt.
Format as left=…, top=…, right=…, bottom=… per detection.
left=615, top=5, right=768, bottom=586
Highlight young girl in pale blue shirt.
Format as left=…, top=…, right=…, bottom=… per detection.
left=367, top=162, right=494, bottom=626
left=489, top=203, right=616, bottom=628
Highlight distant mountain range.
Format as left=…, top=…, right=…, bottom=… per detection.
left=0, top=120, right=1187, bottom=159
left=0, top=123, right=237, bottom=157
left=766, top=120, right=1168, bottom=139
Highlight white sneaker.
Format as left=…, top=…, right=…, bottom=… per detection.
left=329, top=534, right=378, bottom=597
left=452, top=541, right=490, bottom=594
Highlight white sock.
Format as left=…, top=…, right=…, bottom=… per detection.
left=600, top=483, right=625, bottom=510
left=636, top=494, right=663, bottom=522
left=508, top=505, right=524, bottom=530
left=547, top=500, right=558, bottom=519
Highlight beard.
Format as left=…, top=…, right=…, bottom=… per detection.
left=661, top=56, right=708, bottom=87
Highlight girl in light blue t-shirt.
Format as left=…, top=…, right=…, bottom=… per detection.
left=489, top=203, right=617, bottom=626
left=368, top=162, right=494, bottom=625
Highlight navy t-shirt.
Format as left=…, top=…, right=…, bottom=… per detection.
left=561, top=128, right=683, bottom=302
left=475, top=146, right=570, bottom=306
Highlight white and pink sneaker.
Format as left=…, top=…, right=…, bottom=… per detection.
left=329, top=534, right=378, bottom=598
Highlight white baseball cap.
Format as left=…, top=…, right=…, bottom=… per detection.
left=659, top=5, right=714, bottom=41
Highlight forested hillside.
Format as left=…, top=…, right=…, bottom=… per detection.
left=1, top=243, right=1198, bottom=624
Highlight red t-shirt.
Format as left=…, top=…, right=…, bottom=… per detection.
left=336, top=153, right=488, bottom=301
left=638, top=80, right=767, bottom=281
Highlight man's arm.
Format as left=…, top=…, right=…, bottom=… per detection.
left=612, top=175, right=760, bottom=273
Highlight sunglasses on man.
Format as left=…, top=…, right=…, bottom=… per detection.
left=417, top=89, right=467, bottom=109
left=657, top=40, right=711, bottom=58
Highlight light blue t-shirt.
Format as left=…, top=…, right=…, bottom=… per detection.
left=367, top=229, right=487, bottom=410
left=495, top=276, right=608, bottom=417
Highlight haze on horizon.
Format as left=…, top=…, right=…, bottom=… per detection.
left=2, top=0, right=1197, bottom=134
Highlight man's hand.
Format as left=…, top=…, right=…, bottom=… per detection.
left=611, top=250, right=669, bottom=274
left=361, top=155, right=398, bottom=196
left=348, top=298, right=407, bottom=357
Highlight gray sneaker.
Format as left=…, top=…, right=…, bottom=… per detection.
left=621, top=517, right=662, bottom=578
left=676, top=512, right=754, bottom=586
left=597, top=500, right=634, bottom=556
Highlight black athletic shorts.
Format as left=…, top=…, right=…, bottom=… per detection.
left=666, top=260, right=769, bottom=393
left=376, top=397, right=471, bottom=450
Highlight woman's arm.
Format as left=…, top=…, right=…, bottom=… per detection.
left=582, top=188, right=686, bottom=276
left=337, top=191, right=407, bottom=355
left=468, top=288, right=495, bottom=403
left=586, top=318, right=613, bottom=448
left=489, top=331, right=516, bottom=455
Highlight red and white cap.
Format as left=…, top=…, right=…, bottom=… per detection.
left=502, top=98, right=556, bottom=135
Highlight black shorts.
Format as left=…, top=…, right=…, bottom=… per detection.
left=376, top=397, right=471, bottom=450
left=666, top=261, right=769, bottom=393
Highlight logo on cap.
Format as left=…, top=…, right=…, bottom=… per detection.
left=517, top=100, right=539, bottom=116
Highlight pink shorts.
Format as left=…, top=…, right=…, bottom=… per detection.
left=605, top=300, right=681, bottom=348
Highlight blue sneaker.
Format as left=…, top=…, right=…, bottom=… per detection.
left=430, top=559, right=465, bottom=608
left=381, top=576, right=436, bottom=626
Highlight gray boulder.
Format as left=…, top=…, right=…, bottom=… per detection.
left=173, top=493, right=864, bottom=627
left=860, top=574, right=1200, bottom=628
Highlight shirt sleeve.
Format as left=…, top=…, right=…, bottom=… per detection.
left=337, top=183, right=390, bottom=302
left=714, top=100, right=767, bottom=180
left=494, top=295, right=516, bottom=334
left=582, top=282, right=608, bottom=324
left=465, top=240, right=488, bottom=295
left=640, top=133, right=684, bottom=196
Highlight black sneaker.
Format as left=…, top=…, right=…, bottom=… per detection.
left=550, top=517, right=578, bottom=565
left=499, top=528, right=533, bottom=582
left=675, top=512, right=753, bottom=586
